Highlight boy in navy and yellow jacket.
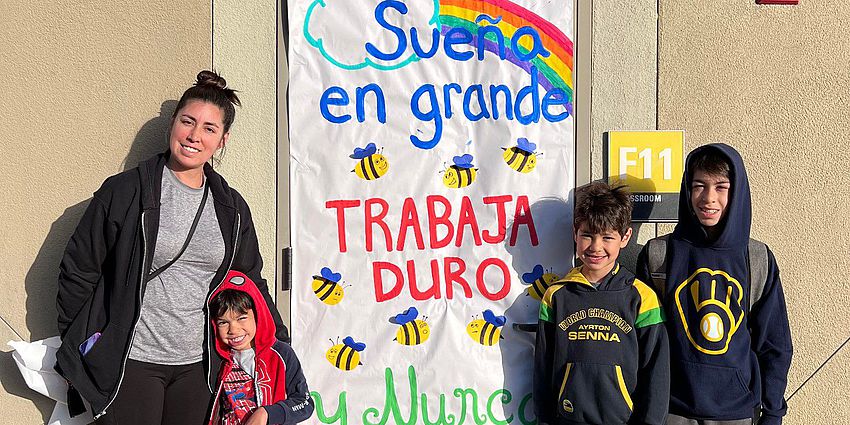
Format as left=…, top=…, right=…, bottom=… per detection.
left=534, top=182, right=669, bottom=425
left=636, top=144, right=793, bottom=425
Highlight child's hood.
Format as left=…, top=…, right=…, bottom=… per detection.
left=673, top=143, right=751, bottom=248
left=209, top=270, right=277, bottom=360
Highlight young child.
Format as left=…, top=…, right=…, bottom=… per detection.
left=533, top=182, right=669, bottom=425
left=636, top=143, right=793, bottom=425
left=208, top=270, right=314, bottom=425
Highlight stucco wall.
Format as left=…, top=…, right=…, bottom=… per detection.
left=212, top=0, right=279, bottom=303
left=590, top=0, right=660, bottom=266
left=658, top=0, right=850, bottom=422
left=0, top=2, right=211, bottom=423
left=3, top=0, right=847, bottom=423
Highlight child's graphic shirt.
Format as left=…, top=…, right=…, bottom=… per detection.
left=220, top=364, right=257, bottom=425
left=636, top=143, right=793, bottom=424
left=533, top=264, right=669, bottom=425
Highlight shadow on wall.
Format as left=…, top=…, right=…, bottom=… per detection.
left=121, top=100, right=177, bottom=170
left=12, top=202, right=91, bottom=425
left=497, top=195, right=574, bottom=422
left=6, top=100, right=177, bottom=421
left=23, top=100, right=177, bottom=341
left=620, top=222, right=648, bottom=273
left=0, top=350, right=55, bottom=423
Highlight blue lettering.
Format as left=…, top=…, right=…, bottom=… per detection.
left=489, top=85, right=514, bottom=120
left=366, top=0, right=408, bottom=61
left=320, top=86, right=351, bottom=124
left=442, top=83, right=462, bottom=119
left=411, top=27, right=441, bottom=59
left=514, top=67, right=541, bottom=125
left=463, top=85, right=490, bottom=121
left=511, top=26, right=551, bottom=62
left=542, top=88, right=570, bottom=122
left=410, top=84, right=443, bottom=149
left=443, top=28, right=474, bottom=61
left=356, top=84, right=387, bottom=123
left=477, top=25, right=506, bottom=61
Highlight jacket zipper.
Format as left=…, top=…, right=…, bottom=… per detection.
left=94, top=211, right=149, bottom=420
left=207, top=378, right=225, bottom=425
left=205, top=212, right=241, bottom=392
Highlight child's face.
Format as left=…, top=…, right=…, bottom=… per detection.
left=215, top=308, right=257, bottom=352
left=574, top=223, right=631, bottom=280
left=690, top=169, right=730, bottom=229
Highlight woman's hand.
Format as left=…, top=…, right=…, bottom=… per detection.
left=244, top=406, right=268, bottom=425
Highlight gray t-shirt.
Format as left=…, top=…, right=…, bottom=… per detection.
left=129, top=167, right=225, bottom=364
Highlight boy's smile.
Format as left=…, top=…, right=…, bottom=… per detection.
left=690, top=170, right=730, bottom=229
left=574, top=223, right=631, bottom=283
left=216, top=308, right=257, bottom=351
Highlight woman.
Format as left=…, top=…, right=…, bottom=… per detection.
left=55, top=70, right=289, bottom=425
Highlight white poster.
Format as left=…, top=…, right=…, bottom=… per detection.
left=289, top=1, right=575, bottom=423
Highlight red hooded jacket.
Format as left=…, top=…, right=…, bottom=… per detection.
left=208, top=271, right=313, bottom=425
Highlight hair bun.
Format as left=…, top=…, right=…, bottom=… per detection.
left=196, top=70, right=228, bottom=90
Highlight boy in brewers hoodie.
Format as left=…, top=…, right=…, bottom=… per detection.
left=636, top=143, right=793, bottom=425
left=533, top=182, right=669, bottom=425
left=207, top=270, right=314, bottom=425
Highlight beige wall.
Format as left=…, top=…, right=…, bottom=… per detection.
left=212, top=0, right=279, bottom=303
left=658, top=0, right=850, bottom=422
left=0, top=2, right=212, bottom=423
left=2, top=0, right=848, bottom=423
left=589, top=0, right=661, bottom=268
left=0, top=1, right=283, bottom=421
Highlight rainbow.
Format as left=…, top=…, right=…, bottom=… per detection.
left=438, top=0, right=574, bottom=104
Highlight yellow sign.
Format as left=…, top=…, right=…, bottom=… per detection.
left=606, top=131, right=683, bottom=193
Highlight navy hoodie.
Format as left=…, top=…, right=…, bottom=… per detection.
left=636, top=144, right=792, bottom=424
left=533, top=265, right=669, bottom=425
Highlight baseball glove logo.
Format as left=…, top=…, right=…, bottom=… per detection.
left=675, top=268, right=744, bottom=355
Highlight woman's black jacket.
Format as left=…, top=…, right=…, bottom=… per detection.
left=55, top=152, right=289, bottom=419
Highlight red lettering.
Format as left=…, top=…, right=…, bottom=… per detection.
left=444, top=257, right=472, bottom=299
left=373, top=261, right=404, bottom=302
left=427, top=195, right=454, bottom=249
left=409, top=259, right=441, bottom=300
left=365, top=198, right=392, bottom=252
left=476, top=258, right=511, bottom=301
left=325, top=200, right=361, bottom=252
left=455, top=196, right=482, bottom=247
left=396, top=197, right=425, bottom=251
left=482, top=195, right=512, bottom=244
left=510, top=195, right=539, bottom=246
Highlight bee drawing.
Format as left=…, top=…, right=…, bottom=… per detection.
left=523, top=264, right=561, bottom=301
left=466, top=309, right=506, bottom=346
left=502, top=137, right=541, bottom=173
left=442, top=154, right=478, bottom=189
left=351, top=142, right=389, bottom=180
left=312, top=267, right=344, bottom=305
left=326, top=336, right=366, bottom=371
left=392, top=307, right=430, bottom=346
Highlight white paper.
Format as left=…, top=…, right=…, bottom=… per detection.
left=9, top=338, right=95, bottom=425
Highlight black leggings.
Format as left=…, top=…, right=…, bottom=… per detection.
left=95, top=359, right=212, bottom=425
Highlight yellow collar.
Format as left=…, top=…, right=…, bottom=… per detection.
left=556, top=263, right=620, bottom=287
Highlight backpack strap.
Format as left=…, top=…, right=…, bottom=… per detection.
left=646, top=235, right=670, bottom=294
left=747, top=238, right=769, bottom=310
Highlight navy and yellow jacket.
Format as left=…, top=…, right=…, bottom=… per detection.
left=533, top=265, right=669, bottom=425
left=636, top=143, right=793, bottom=424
